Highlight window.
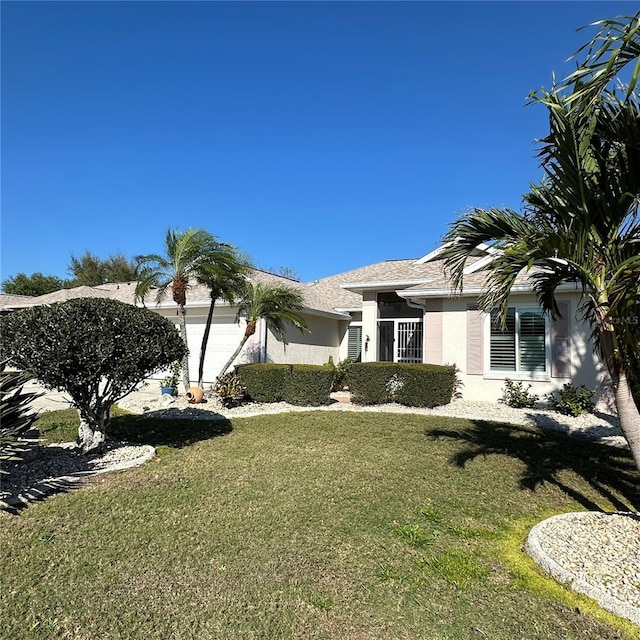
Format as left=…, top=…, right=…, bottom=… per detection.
left=347, top=326, right=362, bottom=362
left=490, top=307, right=546, bottom=373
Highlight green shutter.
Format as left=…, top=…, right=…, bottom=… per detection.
left=347, top=326, right=362, bottom=362
left=519, top=311, right=546, bottom=372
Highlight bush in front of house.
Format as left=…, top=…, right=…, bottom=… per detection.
left=236, top=363, right=333, bottom=406
left=545, top=383, right=596, bottom=417
left=501, top=378, right=539, bottom=408
left=236, top=364, right=292, bottom=403
left=347, top=362, right=456, bottom=408
left=0, top=298, right=187, bottom=454
left=394, top=363, right=457, bottom=408
left=346, top=362, right=398, bottom=405
left=284, top=365, right=333, bottom=406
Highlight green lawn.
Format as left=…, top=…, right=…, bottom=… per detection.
left=2, top=409, right=639, bottom=640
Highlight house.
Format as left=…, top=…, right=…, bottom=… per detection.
left=0, top=249, right=606, bottom=402
left=318, top=247, right=605, bottom=403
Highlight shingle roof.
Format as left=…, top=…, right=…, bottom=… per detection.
left=0, top=283, right=139, bottom=311
left=301, top=258, right=453, bottom=312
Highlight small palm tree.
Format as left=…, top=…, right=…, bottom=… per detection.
left=135, top=227, right=221, bottom=389
left=196, top=245, right=252, bottom=386
left=218, top=282, right=309, bottom=377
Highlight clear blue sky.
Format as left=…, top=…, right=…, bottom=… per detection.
left=1, top=1, right=635, bottom=284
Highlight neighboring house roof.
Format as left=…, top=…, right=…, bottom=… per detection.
left=0, top=283, right=139, bottom=311
left=0, top=293, right=35, bottom=309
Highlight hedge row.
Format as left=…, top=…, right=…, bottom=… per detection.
left=346, top=362, right=455, bottom=408
left=236, top=364, right=333, bottom=406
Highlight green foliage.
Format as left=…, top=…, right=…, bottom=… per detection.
left=0, top=361, right=42, bottom=470
left=68, top=251, right=138, bottom=286
left=283, top=365, right=333, bottom=406
left=323, top=356, right=353, bottom=391
left=236, top=364, right=291, bottom=403
left=0, top=298, right=187, bottom=449
left=160, top=361, right=182, bottom=393
left=213, top=372, right=247, bottom=408
left=347, top=362, right=455, bottom=407
left=346, top=362, right=397, bottom=405
left=394, top=364, right=457, bottom=408
left=501, top=378, right=539, bottom=408
left=546, top=383, right=596, bottom=417
left=236, top=363, right=332, bottom=406
left=1, top=272, right=65, bottom=296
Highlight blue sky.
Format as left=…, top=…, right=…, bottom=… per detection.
left=1, top=1, right=635, bottom=284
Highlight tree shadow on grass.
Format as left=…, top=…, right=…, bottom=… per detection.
left=108, top=413, right=233, bottom=449
left=428, top=420, right=640, bottom=512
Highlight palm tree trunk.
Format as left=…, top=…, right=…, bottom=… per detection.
left=178, top=305, right=190, bottom=390
left=219, top=335, right=250, bottom=378
left=599, top=327, right=640, bottom=472
left=614, top=370, right=640, bottom=472
left=219, top=320, right=257, bottom=377
left=198, top=297, right=216, bottom=387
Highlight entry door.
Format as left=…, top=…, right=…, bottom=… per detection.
left=378, top=321, right=394, bottom=362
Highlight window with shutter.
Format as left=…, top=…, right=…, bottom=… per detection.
left=490, top=307, right=547, bottom=373
left=347, top=326, right=362, bottom=362
left=490, top=308, right=516, bottom=370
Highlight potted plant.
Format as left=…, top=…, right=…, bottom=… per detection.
left=160, top=361, right=181, bottom=396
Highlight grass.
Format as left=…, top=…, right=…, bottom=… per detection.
left=2, top=409, right=639, bottom=639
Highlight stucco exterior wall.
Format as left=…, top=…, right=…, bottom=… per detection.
left=265, top=314, right=343, bottom=365
left=435, top=292, right=606, bottom=403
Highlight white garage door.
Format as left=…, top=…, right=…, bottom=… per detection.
left=185, top=317, right=247, bottom=383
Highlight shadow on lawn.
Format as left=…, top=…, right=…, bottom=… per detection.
left=428, top=420, right=640, bottom=512
left=108, top=414, right=233, bottom=449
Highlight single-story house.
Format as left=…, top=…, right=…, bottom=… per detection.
left=0, top=246, right=607, bottom=403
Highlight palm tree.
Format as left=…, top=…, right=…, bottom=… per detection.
left=218, top=281, right=310, bottom=377
left=562, top=10, right=640, bottom=104
left=196, top=245, right=252, bottom=387
left=440, top=67, right=640, bottom=469
left=135, top=227, right=221, bottom=389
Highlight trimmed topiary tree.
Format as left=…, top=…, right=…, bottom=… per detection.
left=0, top=298, right=187, bottom=453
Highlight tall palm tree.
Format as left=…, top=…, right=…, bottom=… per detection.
left=218, top=281, right=309, bottom=377
left=440, top=80, right=640, bottom=470
left=196, top=245, right=252, bottom=387
left=135, top=227, right=221, bottom=389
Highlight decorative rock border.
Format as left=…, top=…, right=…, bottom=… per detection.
left=526, top=511, right=640, bottom=626
left=1, top=443, right=156, bottom=511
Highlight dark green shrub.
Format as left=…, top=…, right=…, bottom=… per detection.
left=0, top=361, right=42, bottom=470
left=236, top=364, right=291, bottom=402
left=0, top=298, right=187, bottom=453
left=284, top=365, right=333, bottom=406
left=545, top=383, right=596, bottom=417
left=394, top=363, right=456, bottom=408
left=501, top=378, right=538, bottom=408
left=213, top=372, right=247, bottom=408
left=347, top=362, right=455, bottom=407
left=346, top=362, right=398, bottom=405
